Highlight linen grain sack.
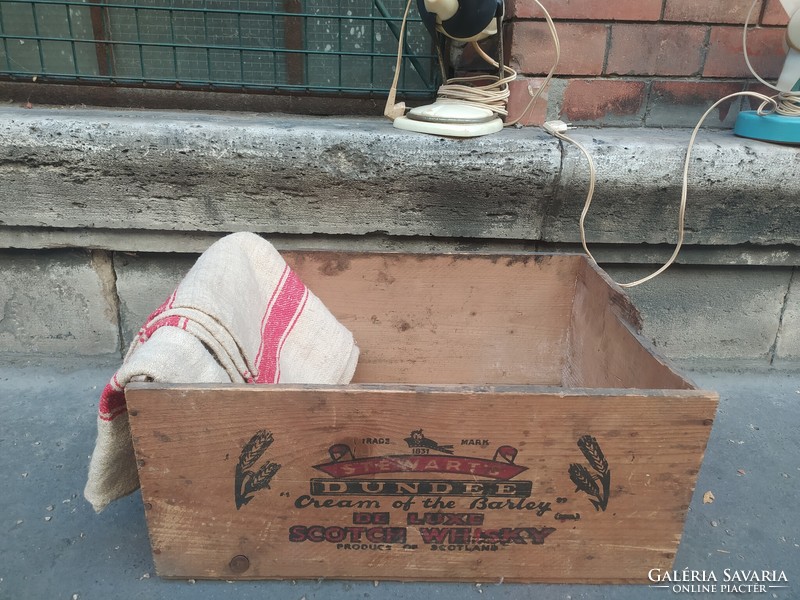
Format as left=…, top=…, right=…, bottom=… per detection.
left=84, top=232, right=359, bottom=512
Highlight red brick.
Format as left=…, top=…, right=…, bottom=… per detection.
left=560, top=79, right=646, bottom=123
left=704, top=26, right=785, bottom=78
left=646, top=80, right=747, bottom=127
left=509, top=22, right=608, bottom=76
left=509, top=0, right=662, bottom=21
left=762, top=0, right=790, bottom=25
left=663, top=0, right=764, bottom=24
left=607, top=24, right=707, bottom=76
left=506, top=77, right=550, bottom=125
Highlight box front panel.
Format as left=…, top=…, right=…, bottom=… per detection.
left=127, top=385, right=717, bottom=583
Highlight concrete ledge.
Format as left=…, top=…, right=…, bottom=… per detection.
left=109, top=251, right=795, bottom=366
left=0, top=107, right=559, bottom=241
left=775, top=269, right=799, bottom=365
left=0, top=247, right=796, bottom=366
left=555, top=129, right=800, bottom=246
left=1, top=106, right=799, bottom=251
left=0, top=249, right=120, bottom=355
left=4, top=227, right=800, bottom=268
left=1, top=106, right=799, bottom=365
left=606, top=265, right=792, bottom=364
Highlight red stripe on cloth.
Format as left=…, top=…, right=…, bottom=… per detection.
left=254, top=266, right=291, bottom=370
left=274, top=287, right=309, bottom=383
left=140, top=315, right=183, bottom=342
left=98, top=382, right=127, bottom=421
left=148, top=290, right=177, bottom=322
left=255, top=269, right=308, bottom=383
left=100, top=311, right=183, bottom=422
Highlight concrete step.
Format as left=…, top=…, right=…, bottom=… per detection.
left=0, top=106, right=798, bottom=365
left=0, top=246, right=797, bottom=367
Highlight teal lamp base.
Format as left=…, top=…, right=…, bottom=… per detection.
left=734, top=111, right=800, bottom=145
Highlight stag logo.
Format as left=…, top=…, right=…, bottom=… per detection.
left=404, top=429, right=454, bottom=454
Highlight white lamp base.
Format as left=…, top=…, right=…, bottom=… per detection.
left=393, top=101, right=504, bottom=138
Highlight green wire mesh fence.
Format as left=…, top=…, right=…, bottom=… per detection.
left=0, top=0, right=437, bottom=95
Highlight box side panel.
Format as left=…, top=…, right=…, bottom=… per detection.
left=127, top=385, right=717, bottom=583
left=564, top=260, right=695, bottom=390
left=283, top=253, right=580, bottom=386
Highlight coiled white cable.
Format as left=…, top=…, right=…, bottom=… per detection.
left=434, top=46, right=517, bottom=116
left=384, top=0, right=560, bottom=125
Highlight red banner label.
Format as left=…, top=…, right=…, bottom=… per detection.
left=313, top=455, right=528, bottom=480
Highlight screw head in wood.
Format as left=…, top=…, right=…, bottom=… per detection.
left=229, top=555, right=250, bottom=573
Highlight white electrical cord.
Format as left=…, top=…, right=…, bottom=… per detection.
left=384, top=0, right=559, bottom=124
left=545, top=91, right=779, bottom=289
left=546, top=0, right=797, bottom=289
left=385, top=0, right=791, bottom=288
left=505, top=0, right=560, bottom=125
left=384, top=0, right=417, bottom=119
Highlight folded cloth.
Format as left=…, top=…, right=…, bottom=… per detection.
left=84, top=232, right=359, bottom=512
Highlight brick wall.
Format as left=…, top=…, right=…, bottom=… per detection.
left=504, top=0, right=789, bottom=127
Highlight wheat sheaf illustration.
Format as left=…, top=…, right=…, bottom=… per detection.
left=235, top=430, right=281, bottom=510
left=568, top=435, right=610, bottom=511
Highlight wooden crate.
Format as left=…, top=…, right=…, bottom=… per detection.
left=126, top=252, right=718, bottom=583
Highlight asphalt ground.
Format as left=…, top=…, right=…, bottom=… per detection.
left=1, top=362, right=798, bottom=600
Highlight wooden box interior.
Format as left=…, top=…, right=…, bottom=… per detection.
left=126, top=252, right=716, bottom=583
left=283, top=252, right=693, bottom=391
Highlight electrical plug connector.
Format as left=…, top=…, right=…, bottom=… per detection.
left=542, top=120, right=573, bottom=135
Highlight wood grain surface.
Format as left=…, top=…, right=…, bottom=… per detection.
left=127, top=385, right=717, bottom=582
left=283, top=252, right=581, bottom=386
left=126, top=252, right=716, bottom=582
